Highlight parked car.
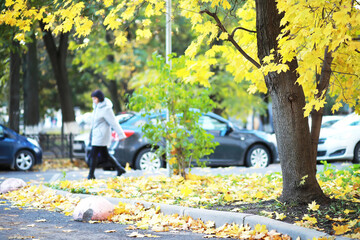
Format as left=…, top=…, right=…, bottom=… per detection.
left=317, top=113, right=360, bottom=163
left=308, top=115, right=345, bottom=129
left=72, top=132, right=89, bottom=159
left=0, top=124, right=42, bottom=171
left=81, top=111, right=278, bottom=171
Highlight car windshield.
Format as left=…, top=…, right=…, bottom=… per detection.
left=198, top=115, right=227, bottom=131
left=321, top=119, right=340, bottom=128
left=331, top=113, right=360, bottom=128
left=116, top=113, right=136, bottom=124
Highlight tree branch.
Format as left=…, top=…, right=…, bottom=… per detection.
left=316, top=46, right=333, bottom=98
left=200, top=9, right=261, bottom=69
left=230, top=27, right=256, bottom=37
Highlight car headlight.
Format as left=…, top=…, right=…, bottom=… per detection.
left=27, top=137, right=40, bottom=148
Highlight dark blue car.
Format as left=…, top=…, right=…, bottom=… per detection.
left=0, top=124, right=42, bottom=171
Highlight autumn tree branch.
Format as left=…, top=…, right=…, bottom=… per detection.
left=200, top=9, right=261, bottom=69
left=230, top=27, right=256, bottom=36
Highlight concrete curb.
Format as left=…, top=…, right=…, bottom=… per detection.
left=49, top=187, right=352, bottom=240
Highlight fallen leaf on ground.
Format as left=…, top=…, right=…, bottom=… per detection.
left=34, top=219, right=46, bottom=222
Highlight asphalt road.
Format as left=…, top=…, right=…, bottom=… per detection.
left=0, top=200, right=212, bottom=240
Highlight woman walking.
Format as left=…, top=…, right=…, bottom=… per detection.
left=88, top=89, right=126, bottom=179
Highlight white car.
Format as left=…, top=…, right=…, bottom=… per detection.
left=72, top=132, right=89, bottom=159
left=317, top=113, right=360, bottom=163
left=308, top=115, right=344, bottom=129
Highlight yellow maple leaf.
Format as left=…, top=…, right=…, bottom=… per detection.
left=302, top=214, right=317, bottom=224
left=254, top=224, right=268, bottom=233
left=274, top=211, right=286, bottom=220
left=307, top=201, right=320, bottom=211
left=114, top=32, right=127, bottom=47
left=169, top=157, right=177, bottom=165
left=333, top=224, right=350, bottom=235
left=222, top=0, right=231, bottom=10
left=180, top=186, right=192, bottom=197
left=224, top=193, right=233, bottom=202
left=344, top=209, right=355, bottom=215
left=125, top=162, right=131, bottom=171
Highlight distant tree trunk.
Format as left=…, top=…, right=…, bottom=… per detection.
left=9, top=40, right=21, bottom=133
left=39, top=21, right=78, bottom=134
left=23, top=33, right=40, bottom=134
left=255, top=0, right=327, bottom=202
left=104, top=31, right=121, bottom=113
left=108, top=80, right=121, bottom=113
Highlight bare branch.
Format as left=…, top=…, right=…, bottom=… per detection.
left=200, top=9, right=261, bottom=69
left=332, top=71, right=359, bottom=77
left=230, top=27, right=256, bottom=37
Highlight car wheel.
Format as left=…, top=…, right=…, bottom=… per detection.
left=14, top=150, right=35, bottom=171
left=245, top=144, right=270, bottom=168
left=135, top=149, right=163, bottom=171
left=354, top=143, right=360, bottom=163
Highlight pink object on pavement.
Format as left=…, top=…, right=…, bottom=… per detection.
left=73, top=196, right=114, bottom=221
left=0, top=178, right=27, bottom=194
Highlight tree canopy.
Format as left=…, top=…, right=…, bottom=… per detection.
left=1, top=1, right=359, bottom=114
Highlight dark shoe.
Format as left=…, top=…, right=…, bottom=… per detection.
left=108, top=155, right=126, bottom=177
left=87, top=174, right=96, bottom=180
left=116, top=168, right=126, bottom=177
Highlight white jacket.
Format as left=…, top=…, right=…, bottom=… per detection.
left=90, top=98, right=126, bottom=146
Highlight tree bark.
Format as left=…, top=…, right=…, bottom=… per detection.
left=9, top=40, right=21, bottom=133
left=310, top=48, right=333, bottom=163
left=39, top=21, right=78, bottom=134
left=108, top=80, right=122, bottom=113
left=255, top=0, right=327, bottom=202
left=23, top=33, right=40, bottom=134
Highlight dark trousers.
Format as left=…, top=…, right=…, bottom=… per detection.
left=88, top=146, right=125, bottom=179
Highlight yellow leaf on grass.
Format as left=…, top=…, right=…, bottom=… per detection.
left=180, top=186, right=192, bottom=197
left=302, top=214, right=317, bottom=224
left=333, top=224, right=350, bottom=235
left=308, top=201, right=320, bottom=211
left=344, top=209, right=355, bottom=215
left=224, top=193, right=233, bottom=202
left=275, top=212, right=286, bottom=220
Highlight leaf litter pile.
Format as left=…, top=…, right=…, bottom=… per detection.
left=1, top=162, right=360, bottom=239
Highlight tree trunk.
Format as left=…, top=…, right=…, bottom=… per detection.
left=9, top=40, right=21, bottom=133
left=255, top=0, right=327, bottom=202
left=108, top=80, right=122, bottom=113
left=39, top=21, right=79, bottom=134
left=23, top=33, right=40, bottom=134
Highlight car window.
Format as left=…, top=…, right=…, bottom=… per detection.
left=350, top=120, right=360, bottom=126
left=332, top=113, right=360, bottom=128
left=321, top=120, right=339, bottom=128
left=199, top=116, right=227, bottom=131
left=116, top=113, right=135, bottom=124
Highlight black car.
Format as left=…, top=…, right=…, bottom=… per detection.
left=85, top=112, right=278, bottom=171
left=0, top=124, right=43, bottom=171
